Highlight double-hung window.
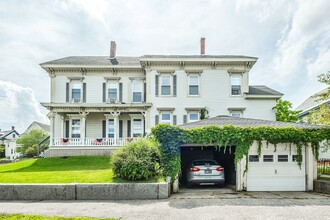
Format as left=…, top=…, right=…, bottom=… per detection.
left=71, top=119, right=81, bottom=138
left=132, top=119, right=143, bottom=137
left=161, top=113, right=171, bottom=124
left=188, top=112, right=199, bottom=122
left=161, top=75, right=171, bottom=96
left=133, top=81, right=142, bottom=103
left=71, top=80, right=81, bottom=102
left=189, top=75, right=199, bottom=96
left=231, top=75, right=241, bottom=95
left=108, top=119, right=115, bottom=138
left=108, top=82, right=118, bottom=103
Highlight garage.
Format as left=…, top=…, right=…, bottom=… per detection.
left=180, top=145, right=236, bottom=187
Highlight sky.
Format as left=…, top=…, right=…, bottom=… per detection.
left=0, top=0, right=329, bottom=133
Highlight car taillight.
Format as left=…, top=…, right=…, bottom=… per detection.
left=216, top=167, right=224, bottom=172
left=190, top=167, right=200, bottom=172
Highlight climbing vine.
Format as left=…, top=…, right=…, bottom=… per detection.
left=151, top=124, right=330, bottom=178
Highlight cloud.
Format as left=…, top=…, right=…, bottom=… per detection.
left=0, top=80, right=48, bottom=133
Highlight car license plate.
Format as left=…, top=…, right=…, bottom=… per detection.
left=204, top=170, right=212, bottom=174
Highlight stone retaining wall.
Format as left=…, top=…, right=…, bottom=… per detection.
left=314, top=180, right=330, bottom=194
left=0, top=183, right=169, bottom=200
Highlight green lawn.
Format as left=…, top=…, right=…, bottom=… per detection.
left=0, top=156, right=163, bottom=183
left=0, top=156, right=116, bottom=183
left=0, top=213, right=116, bottom=220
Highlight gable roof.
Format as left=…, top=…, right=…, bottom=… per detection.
left=23, top=121, right=50, bottom=135
left=296, top=88, right=330, bottom=116
left=179, top=115, right=326, bottom=130
left=0, top=129, right=20, bottom=140
left=246, top=85, right=283, bottom=96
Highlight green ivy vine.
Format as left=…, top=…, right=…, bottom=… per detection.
left=151, top=124, right=330, bottom=178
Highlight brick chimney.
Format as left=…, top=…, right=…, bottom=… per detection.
left=110, top=41, right=117, bottom=59
left=11, top=126, right=15, bottom=130
left=200, top=37, right=205, bottom=55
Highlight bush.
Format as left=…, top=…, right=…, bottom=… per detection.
left=25, top=145, right=37, bottom=157
left=111, top=138, right=160, bottom=181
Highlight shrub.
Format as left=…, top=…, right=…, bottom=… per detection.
left=111, top=138, right=160, bottom=181
left=24, top=145, right=37, bottom=157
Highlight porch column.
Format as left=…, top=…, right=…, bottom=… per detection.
left=110, top=111, right=121, bottom=145
left=79, top=111, right=89, bottom=146
left=47, top=111, right=56, bottom=147
left=141, top=110, right=150, bottom=134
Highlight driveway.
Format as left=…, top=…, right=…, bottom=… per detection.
left=0, top=194, right=329, bottom=220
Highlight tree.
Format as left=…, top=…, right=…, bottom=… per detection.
left=16, top=130, right=48, bottom=157
left=0, top=144, right=5, bottom=158
left=308, top=71, right=330, bottom=125
left=272, top=99, right=301, bottom=122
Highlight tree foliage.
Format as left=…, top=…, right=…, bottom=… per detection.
left=0, top=144, right=5, bottom=158
left=16, top=130, right=48, bottom=157
left=272, top=99, right=301, bottom=122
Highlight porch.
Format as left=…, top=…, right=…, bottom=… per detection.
left=52, top=137, right=135, bottom=147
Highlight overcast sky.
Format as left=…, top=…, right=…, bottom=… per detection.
left=0, top=0, right=330, bottom=132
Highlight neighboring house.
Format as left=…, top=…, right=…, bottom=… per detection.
left=22, top=121, right=50, bottom=135
left=179, top=115, right=321, bottom=192
left=0, top=126, right=20, bottom=160
left=296, top=89, right=330, bottom=159
left=40, top=39, right=283, bottom=157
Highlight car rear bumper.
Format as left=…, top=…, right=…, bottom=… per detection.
left=187, top=175, right=225, bottom=184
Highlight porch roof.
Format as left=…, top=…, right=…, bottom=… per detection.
left=179, top=115, right=327, bottom=130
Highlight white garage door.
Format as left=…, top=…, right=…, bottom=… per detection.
left=247, top=145, right=305, bottom=191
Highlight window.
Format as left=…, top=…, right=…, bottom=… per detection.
left=292, top=155, right=303, bottom=162
left=231, top=112, right=241, bottom=118
left=13, top=134, right=15, bottom=138
left=133, top=81, right=142, bottom=103
left=189, top=75, right=199, bottom=95
left=263, top=155, right=273, bottom=162
left=132, top=119, right=143, bottom=137
left=231, top=75, right=241, bottom=95
left=71, top=80, right=81, bottom=102
left=71, top=119, right=81, bottom=138
left=249, top=155, right=259, bottom=162
left=11, top=149, right=13, bottom=154
left=108, top=82, right=118, bottom=102
left=161, top=113, right=171, bottom=124
left=278, top=155, right=288, bottom=162
left=189, top=113, right=199, bottom=122
left=161, top=75, right=171, bottom=95
left=108, top=119, right=115, bottom=138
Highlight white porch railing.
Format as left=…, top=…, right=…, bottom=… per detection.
left=52, top=138, right=135, bottom=147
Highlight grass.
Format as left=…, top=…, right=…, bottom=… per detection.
left=0, top=213, right=116, bottom=220
left=0, top=156, right=163, bottom=183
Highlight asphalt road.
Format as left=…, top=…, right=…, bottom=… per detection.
left=0, top=198, right=330, bottom=220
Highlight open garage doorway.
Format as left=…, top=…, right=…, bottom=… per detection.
left=180, top=145, right=236, bottom=188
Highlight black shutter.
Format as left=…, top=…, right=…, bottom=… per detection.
left=66, top=83, right=70, bottom=103
left=102, top=120, right=106, bottom=138
left=155, top=75, right=159, bottom=96
left=183, top=115, right=187, bottom=124
left=83, top=83, right=86, bottom=103
left=119, top=83, right=123, bottom=102
left=119, top=120, right=123, bottom=138
left=144, top=82, right=146, bottom=102
left=173, top=115, right=177, bottom=125
left=102, top=83, right=106, bottom=103
left=155, top=115, right=159, bottom=125
left=173, top=75, right=177, bottom=97
left=127, top=120, right=131, bottom=137
left=65, top=120, right=69, bottom=138
left=143, top=119, right=146, bottom=135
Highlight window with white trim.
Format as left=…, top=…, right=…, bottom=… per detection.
left=249, top=155, right=259, bottom=162
left=231, top=112, right=241, bottom=118
left=132, top=119, right=143, bottom=137
left=133, top=80, right=142, bottom=103
left=71, top=119, right=81, bottom=138
left=161, top=75, right=171, bottom=96
left=161, top=113, right=171, bottom=125
left=108, top=119, right=115, bottom=138
left=189, top=75, right=199, bottom=96
left=71, top=80, right=81, bottom=102
left=231, top=74, right=241, bottom=95
left=188, top=112, right=199, bottom=122
left=108, top=81, right=118, bottom=103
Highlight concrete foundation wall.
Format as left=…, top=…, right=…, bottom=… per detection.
left=314, top=180, right=330, bottom=194
left=0, top=183, right=169, bottom=200
left=45, top=148, right=117, bottom=157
